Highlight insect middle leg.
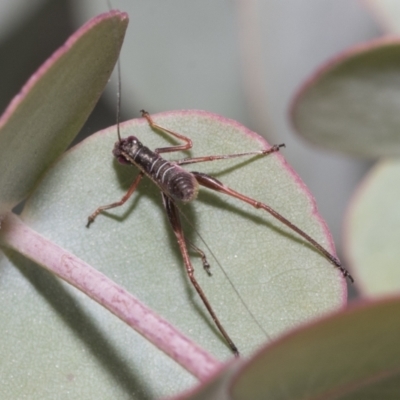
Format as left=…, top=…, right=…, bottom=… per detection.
left=87, top=172, right=144, bottom=227
left=161, top=192, right=239, bottom=356
left=142, top=109, right=285, bottom=166
left=177, top=144, right=285, bottom=166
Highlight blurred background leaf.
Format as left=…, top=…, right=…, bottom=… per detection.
left=0, top=8, right=127, bottom=213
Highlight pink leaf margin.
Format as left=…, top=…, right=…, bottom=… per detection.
left=0, top=10, right=128, bottom=130
left=173, top=295, right=400, bottom=399
left=290, top=35, right=400, bottom=138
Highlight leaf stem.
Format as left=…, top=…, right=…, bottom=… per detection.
left=0, top=212, right=222, bottom=380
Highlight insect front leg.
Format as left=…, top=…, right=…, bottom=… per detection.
left=141, top=110, right=193, bottom=154
left=161, top=193, right=239, bottom=356
left=87, top=172, right=144, bottom=227
left=192, top=172, right=354, bottom=283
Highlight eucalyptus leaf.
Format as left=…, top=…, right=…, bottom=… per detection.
left=291, top=39, right=400, bottom=158
left=0, top=10, right=128, bottom=214
left=345, top=159, right=400, bottom=296
left=0, top=111, right=346, bottom=398
left=183, top=297, right=400, bottom=399
left=231, top=297, right=400, bottom=400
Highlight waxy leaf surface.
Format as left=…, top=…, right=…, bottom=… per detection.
left=183, top=297, right=400, bottom=399
left=1, top=111, right=346, bottom=398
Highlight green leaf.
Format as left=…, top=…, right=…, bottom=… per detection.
left=0, top=111, right=346, bottom=398
left=345, top=159, right=400, bottom=296
left=172, top=298, right=400, bottom=399
left=231, top=297, right=400, bottom=399
left=0, top=10, right=128, bottom=215
left=291, top=38, right=400, bottom=158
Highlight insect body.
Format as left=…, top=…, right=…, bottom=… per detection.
left=113, top=135, right=199, bottom=203
left=87, top=110, right=353, bottom=356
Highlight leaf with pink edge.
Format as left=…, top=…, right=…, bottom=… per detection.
left=0, top=10, right=128, bottom=215
left=178, top=297, right=400, bottom=400
left=291, top=38, right=400, bottom=158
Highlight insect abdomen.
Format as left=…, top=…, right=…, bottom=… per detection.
left=166, top=170, right=198, bottom=203
left=146, top=154, right=198, bottom=203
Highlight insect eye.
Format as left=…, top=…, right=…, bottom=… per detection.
left=126, top=136, right=138, bottom=145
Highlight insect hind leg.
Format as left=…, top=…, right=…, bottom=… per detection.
left=192, top=171, right=354, bottom=282
left=161, top=192, right=239, bottom=356
left=187, top=239, right=212, bottom=276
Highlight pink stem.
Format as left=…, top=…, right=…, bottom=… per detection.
left=0, top=212, right=222, bottom=380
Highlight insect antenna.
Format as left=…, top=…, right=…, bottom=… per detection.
left=116, top=57, right=122, bottom=142
left=107, top=0, right=122, bottom=143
